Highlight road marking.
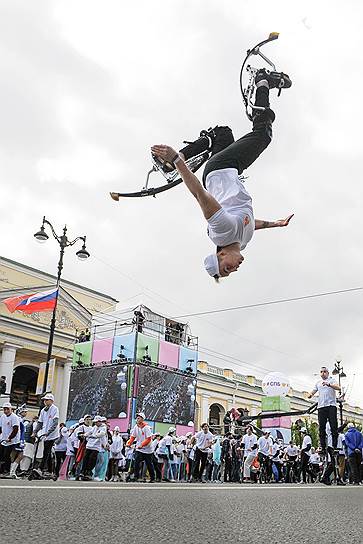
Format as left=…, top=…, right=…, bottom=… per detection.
left=0, top=484, right=360, bottom=490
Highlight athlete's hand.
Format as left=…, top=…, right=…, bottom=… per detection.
left=275, top=214, right=294, bottom=227
left=151, top=144, right=178, bottom=163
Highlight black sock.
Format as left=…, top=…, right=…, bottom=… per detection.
left=179, top=135, right=210, bottom=161
left=255, top=85, right=270, bottom=108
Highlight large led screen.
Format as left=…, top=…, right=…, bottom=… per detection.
left=135, top=365, right=196, bottom=425
left=67, top=365, right=128, bottom=420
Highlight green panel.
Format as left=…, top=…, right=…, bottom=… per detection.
left=127, top=366, right=134, bottom=398
left=261, top=395, right=291, bottom=412
left=136, top=333, right=159, bottom=364
left=154, top=422, right=172, bottom=437
left=72, top=341, right=92, bottom=367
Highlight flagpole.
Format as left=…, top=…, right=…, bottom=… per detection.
left=34, top=218, right=90, bottom=398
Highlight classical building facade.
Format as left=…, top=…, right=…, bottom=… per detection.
left=195, top=361, right=363, bottom=431
left=0, top=256, right=117, bottom=420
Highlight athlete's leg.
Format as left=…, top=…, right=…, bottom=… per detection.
left=203, top=82, right=274, bottom=182
left=327, top=406, right=338, bottom=449
left=318, top=407, right=329, bottom=450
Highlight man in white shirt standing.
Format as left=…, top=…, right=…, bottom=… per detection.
left=257, top=430, right=273, bottom=480
left=126, top=412, right=155, bottom=483
left=33, top=393, right=59, bottom=475
left=0, top=402, right=20, bottom=475
left=151, top=68, right=293, bottom=280
left=193, top=423, right=214, bottom=482
left=242, top=425, right=258, bottom=481
left=307, top=367, right=341, bottom=451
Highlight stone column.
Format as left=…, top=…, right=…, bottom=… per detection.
left=250, top=400, right=261, bottom=416
left=0, top=343, right=22, bottom=403
left=58, top=358, right=72, bottom=422
left=201, top=393, right=210, bottom=425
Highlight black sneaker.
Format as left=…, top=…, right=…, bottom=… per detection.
left=255, top=68, right=292, bottom=89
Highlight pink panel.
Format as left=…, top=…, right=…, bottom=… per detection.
left=91, top=338, right=114, bottom=365
left=158, top=340, right=179, bottom=369
left=108, top=399, right=131, bottom=433
left=108, top=418, right=130, bottom=433
left=177, top=424, right=195, bottom=436
left=261, top=416, right=291, bottom=428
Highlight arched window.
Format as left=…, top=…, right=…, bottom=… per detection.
left=209, top=403, right=225, bottom=427
left=10, top=366, right=39, bottom=407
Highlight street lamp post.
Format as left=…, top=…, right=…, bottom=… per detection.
left=34, top=216, right=90, bottom=396
left=332, top=359, right=347, bottom=426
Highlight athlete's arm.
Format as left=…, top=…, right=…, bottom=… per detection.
left=255, top=214, right=294, bottom=230
left=151, top=145, right=221, bottom=219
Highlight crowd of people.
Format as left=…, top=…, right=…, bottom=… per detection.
left=0, top=397, right=362, bottom=485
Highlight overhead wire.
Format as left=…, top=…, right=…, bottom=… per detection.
left=173, top=286, right=363, bottom=319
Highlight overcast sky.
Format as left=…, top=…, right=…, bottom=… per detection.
left=1, top=0, right=363, bottom=407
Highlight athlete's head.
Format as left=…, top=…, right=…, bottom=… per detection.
left=204, top=246, right=244, bottom=280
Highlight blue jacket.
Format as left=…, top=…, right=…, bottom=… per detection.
left=344, top=428, right=363, bottom=456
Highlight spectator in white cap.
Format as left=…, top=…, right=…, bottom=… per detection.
left=73, top=414, right=93, bottom=480
left=109, top=426, right=124, bottom=482
left=33, top=393, right=59, bottom=476
left=156, top=426, right=176, bottom=482
left=54, top=423, right=68, bottom=479
left=0, top=402, right=20, bottom=475
left=81, top=416, right=107, bottom=481
left=126, top=412, right=155, bottom=482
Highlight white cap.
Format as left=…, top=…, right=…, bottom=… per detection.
left=78, top=418, right=85, bottom=424
left=136, top=412, right=146, bottom=419
left=93, top=415, right=102, bottom=422
left=204, top=254, right=220, bottom=278
left=100, top=416, right=107, bottom=422
left=2, top=402, right=13, bottom=409
left=347, top=422, right=355, bottom=428
left=41, top=393, right=54, bottom=401
left=114, top=426, right=120, bottom=432
left=300, top=427, right=307, bottom=433
left=168, top=426, right=176, bottom=433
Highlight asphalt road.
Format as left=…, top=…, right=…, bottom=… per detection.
left=0, top=480, right=362, bottom=543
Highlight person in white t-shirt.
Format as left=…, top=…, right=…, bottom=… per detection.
left=193, top=423, right=214, bottom=482
left=126, top=412, right=155, bottom=483
left=0, top=402, right=20, bottom=474
left=257, top=430, right=273, bottom=480
left=242, top=426, right=258, bottom=480
left=151, top=69, right=293, bottom=280
left=307, top=366, right=341, bottom=450
left=299, top=427, right=315, bottom=483
left=33, top=393, right=59, bottom=475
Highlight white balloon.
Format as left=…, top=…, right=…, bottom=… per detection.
left=120, top=382, right=127, bottom=390
left=187, top=421, right=194, bottom=427
left=262, top=372, right=290, bottom=397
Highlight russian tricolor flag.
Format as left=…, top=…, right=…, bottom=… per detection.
left=3, top=288, right=59, bottom=314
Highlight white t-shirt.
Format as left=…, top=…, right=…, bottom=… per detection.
left=130, top=423, right=153, bottom=454
left=54, top=427, right=68, bottom=451
left=285, top=445, right=299, bottom=457
left=312, top=377, right=338, bottom=408
left=0, top=413, right=20, bottom=445
left=310, top=453, right=320, bottom=464
left=38, top=404, right=59, bottom=441
left=301, top=435, right=312, bottom=455
left=195, top=430, right=213, bottom=451
left=206, top=168, right=254, bottom=249
left=86, top=424, right=108, bottom=452
left=241, top=433, right=257, bottom=457
left=257, top=436, right=272, bottom=455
